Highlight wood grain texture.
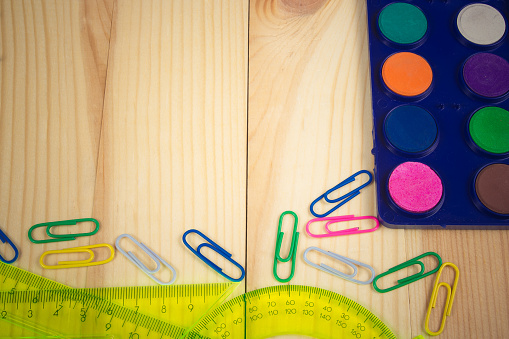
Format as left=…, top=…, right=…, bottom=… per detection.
left=248, top=0, right=410, bottom=337
left=0, top=0, right=113, bottom=287
left=406, top=229, right=509, bottom=339
left=1, top=0, right=508, bottom=338
left=247, top=1, right=508, bottom=339
left=91, top=0, right=248, bottom=290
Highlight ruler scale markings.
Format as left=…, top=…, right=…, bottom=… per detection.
left=187, top=286, right=397, bottom=339
left=155, top=318, right=164, bottom=333
left=2, top=264, right=396, bottom=338
left=145, top=315, right=153, bottom=330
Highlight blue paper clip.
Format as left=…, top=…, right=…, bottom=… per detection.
left=182, top=229, right=245, bottom=282
left=310, top=170, right=373, bottom=217
left=0, top=228, right=19, bottom=264
left=303, top=247, right=375, bottom=285
left=115, top=234, right=177, bottom=285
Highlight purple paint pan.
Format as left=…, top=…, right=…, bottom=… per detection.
left=463, top=53, right=509, bottom=98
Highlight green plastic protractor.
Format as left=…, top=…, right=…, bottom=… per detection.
left=186, top=285, right=397, bottom=339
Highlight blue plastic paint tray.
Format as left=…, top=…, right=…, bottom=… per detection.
left=366, top=0, right=509, bottom=228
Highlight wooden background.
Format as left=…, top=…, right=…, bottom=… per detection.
left=1, top=0, right=508, bottom=338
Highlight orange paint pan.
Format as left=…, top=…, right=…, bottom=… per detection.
left=382, top=52, right=433, bottom=97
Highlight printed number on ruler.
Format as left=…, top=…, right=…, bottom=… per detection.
left=0, top=262, right=236, bottom=338
left=0, top=289, right=188, bottom=338
left=187, top=285, right=397, bottom=339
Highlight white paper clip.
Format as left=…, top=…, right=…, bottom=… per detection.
left=115, top=234, right=176, bottom=285
left=303, top=247, right=375, bottom=285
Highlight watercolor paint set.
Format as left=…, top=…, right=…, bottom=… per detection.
left=366, top=1, right=509, bottom=228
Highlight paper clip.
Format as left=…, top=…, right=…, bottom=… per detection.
left=182, top=229, right=245, bottom=282
left=273, top=211, right=300, bottom=283
left=0, top=228, right=19, bottom=264
left=305, top=215, right=379, bottom=238
left=28, top=218, right=100, bottom=244
left=115, top=234, right=177, bottom=285
left=303, top=247, right=375, bottom=285
left=40, top=243, right=115, bottom=269
left=310, top=170, right=373, bottom=218
left=372, top=252, right=442, bottom=293
left=425, top=263, right=459, bottom=336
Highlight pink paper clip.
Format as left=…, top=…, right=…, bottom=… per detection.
left=305, top=215, right=379, bottom=238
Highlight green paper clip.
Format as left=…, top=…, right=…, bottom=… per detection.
left=372, top=252, right=442, bottom=293
left=28, top=218, right=100, bottom=244
left=273, top=211, right=300, bottom=283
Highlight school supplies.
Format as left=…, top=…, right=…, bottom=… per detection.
left=373, top=252, right=442, bottom=293
left=188, top=284, right=397, bottom=338
left=366, top=1, right=509, bottom=228
left=115, top=234, right=177, bottom=285
left=39, top=243, right=115, bottom=269
left=182, top=229, right=245, bottom=282
left=305, top=215, right=379, bottom=238
left=303, top=247, right=375, bottom=285
left=0, top=261, right=236, bottom=339
left=425, top=263, right=460, bottom=336
left=273, top=211, right=300, bottom=283
left=0, top=228, right=18, bottom=264
left=28, top=218, right=100, bottom=243
left=0, top=262, right=399, bottom=339
left=310, top=170, right=373, bottom=217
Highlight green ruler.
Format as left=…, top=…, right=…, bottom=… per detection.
left=0, top=262, right=400, bottom=338
left=0, top=262, right=236, bottom=338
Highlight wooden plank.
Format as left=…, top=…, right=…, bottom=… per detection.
left=91, top=0, right=248, bottom=289
left=249, top=1, right=509, bottom=339
left=407, top=229, right=509, bottom=339
left=1, top=1, right=507, bottom=337
left=0, top=0, right=113, bottom=287
left=247, top=0, right=411, bottom=337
